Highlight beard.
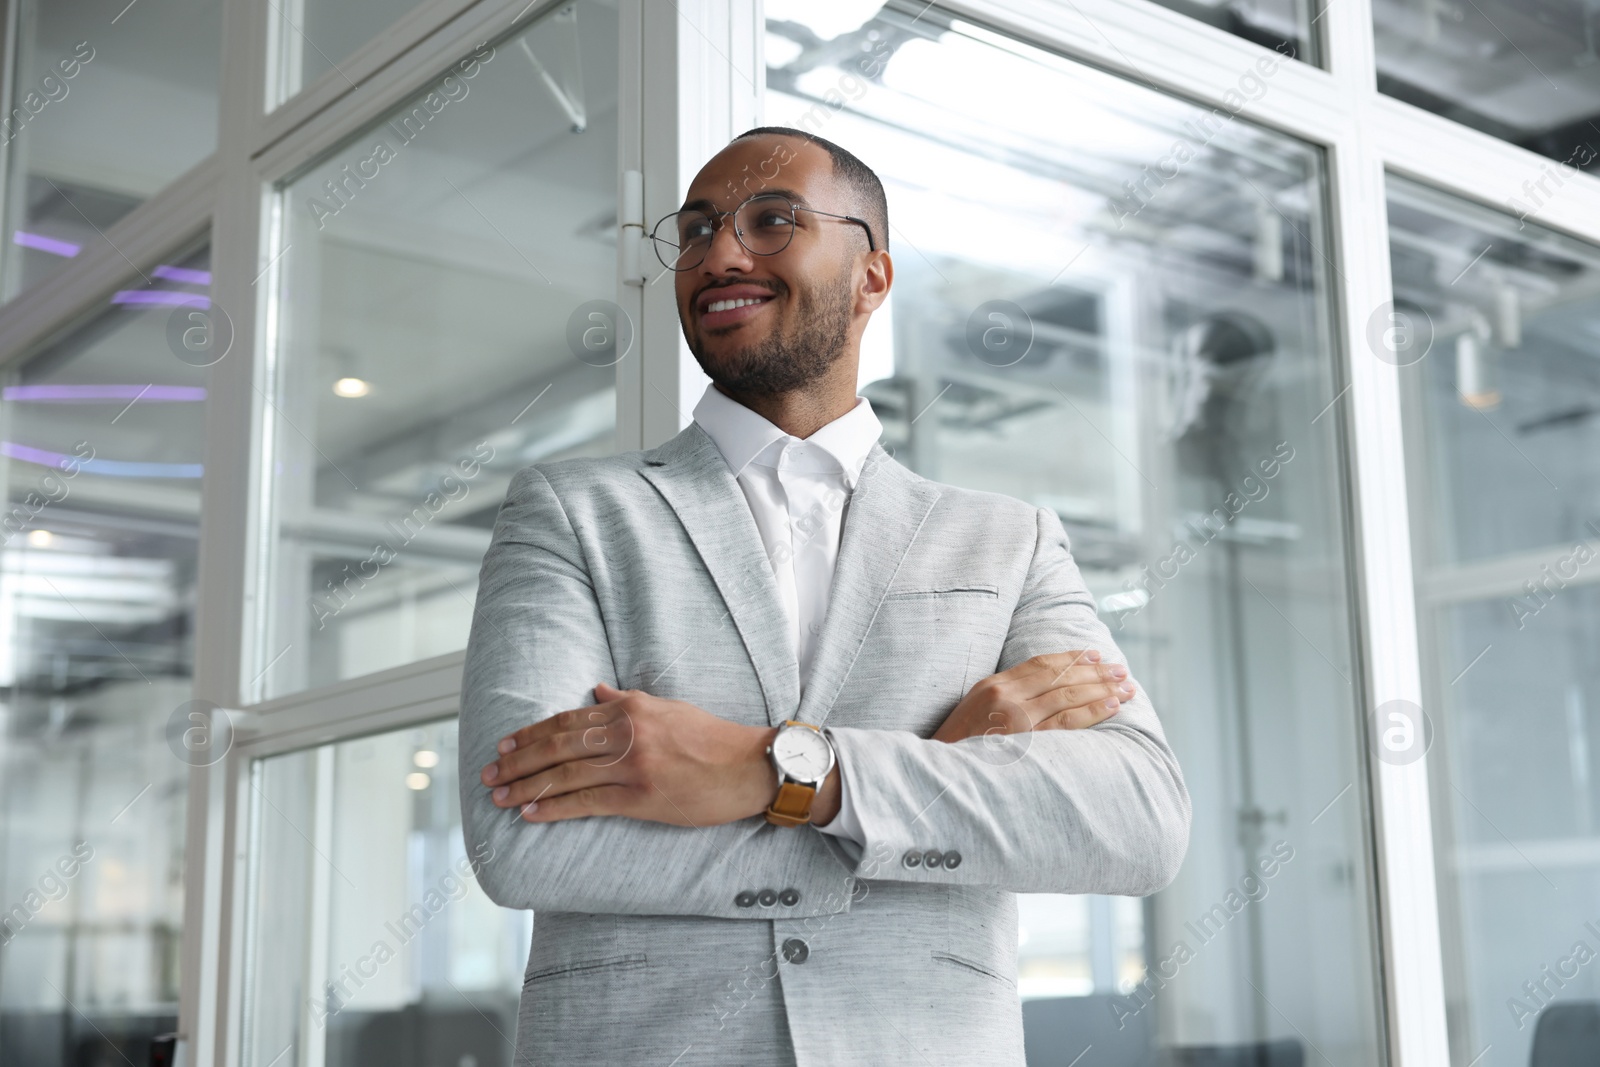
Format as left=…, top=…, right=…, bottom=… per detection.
left=687, top=270, right=854, bottom=397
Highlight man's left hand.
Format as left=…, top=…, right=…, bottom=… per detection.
left=480, top=684, right=785, bottom=826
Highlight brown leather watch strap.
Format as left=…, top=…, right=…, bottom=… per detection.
left=765, top=780, right=817, bottom=827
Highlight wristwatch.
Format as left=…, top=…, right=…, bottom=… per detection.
left=764, top=721, right=836, bottom=826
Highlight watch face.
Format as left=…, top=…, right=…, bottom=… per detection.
left=772, top=725, right=833, bottom=783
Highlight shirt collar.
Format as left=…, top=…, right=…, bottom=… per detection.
left=692, top=381, right=883, bottom=488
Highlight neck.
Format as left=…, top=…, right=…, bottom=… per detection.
left=715, top=361, right=859, bottom=439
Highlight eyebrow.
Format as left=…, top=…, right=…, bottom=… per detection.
left=680, top=188, right=809, bottom=213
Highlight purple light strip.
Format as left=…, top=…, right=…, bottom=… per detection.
left=111, top=290, right=210, bottom=308
left=3, top=385, right=206, bottom=402
left=13, top=231, right=82, bottom=258
left=152, top=264, right=211, bottom=286
left=1, top=441, right=202, bottom=479
left=12, top=235, right=210, bottom=294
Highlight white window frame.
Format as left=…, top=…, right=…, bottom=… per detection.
left=0, top=1, right=1595, bottom=1065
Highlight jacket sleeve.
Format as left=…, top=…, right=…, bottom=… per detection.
left=457, top=466, right=859, bottom=917
left=822, top=506, right=1192, bottom=896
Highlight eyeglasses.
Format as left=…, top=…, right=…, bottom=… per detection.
left=649, top=192, right=876, bottom=271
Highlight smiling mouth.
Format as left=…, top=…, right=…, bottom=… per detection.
left=705, top=296, right=770, bottom=313
left=698, top=292, right=776, bottom=329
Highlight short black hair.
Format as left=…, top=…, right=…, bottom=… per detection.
left=733, top=125, right=889, bottom=253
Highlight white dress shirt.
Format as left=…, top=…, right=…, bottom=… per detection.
left=692, top=381, right=876, bottom=845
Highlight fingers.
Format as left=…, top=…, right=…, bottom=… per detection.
left=1005, top=651, right=1127, bottom=701
left=482, top=696, right=633, bottom=787
left=985, top=652, right=1130, bottom=721
left=1034, top=679, right=1138, bottom=731
left=519, top=784, right=634, bottom=822
left=487, top=752, right=626, bottom=813
left=497, top=684, right=628, bottom=752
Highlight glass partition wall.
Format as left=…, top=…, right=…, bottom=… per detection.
left=257, top=0, right=620, bottom=701
left=0, top=0, right=1594, bottom=1066
left=0, top=249, right=209, bottom=1064
left=1389, top=176, right=1600, bottom=1067
left=0, top=0, right=221, bottom=307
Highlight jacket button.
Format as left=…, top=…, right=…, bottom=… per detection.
left=779, top=888, right=800, bottom=906
left=923, top=849, right=944, bottom=869
left=735, top=891, right=756, bottom=907
left=902, top=850, right=922, bottom=869
left=943, top=851, right=962, bottom=870
left=758, top=888, right=778, bottom=907
left=782, top=938, right=810, bottom=964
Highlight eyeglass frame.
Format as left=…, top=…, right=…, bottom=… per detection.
left=649, top=191, right=877, bottom=271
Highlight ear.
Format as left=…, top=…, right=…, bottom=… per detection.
left=855, top=249, right=893, bottom=315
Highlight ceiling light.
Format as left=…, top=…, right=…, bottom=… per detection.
left=333, top=377, right=370, bottom=398
left=26, top=530, right=52, bottom=547
left=413, top=749, right=439, bottom=769
left=405, top=772, right=431, bottom=791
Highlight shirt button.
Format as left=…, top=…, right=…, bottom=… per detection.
left=808, top=622, right=822, bottom=635
left=735, top=891, right=756, bottom=908
left=923, top=849, right=944, bottom=869
left=782, top=938, right=810, bottom=964
left=943, top=851, right=963, bottom=870
left=902, top=850, right=922, bottom=869
left=779, top=888, right=800, bottom=906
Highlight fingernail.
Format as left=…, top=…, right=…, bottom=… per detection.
left=1109, top=665, right=1128, bottom=680
left=482, top=764, right=498, bottom=783
left=498, top=738, right=516, bottom=754
left=1086, top=650, right=1101, bottom=662
left=1103, top=698, right=1118, bottom=710
left=1118, top=683, right=1134, bottom=697
left=521, top=802, right=538, bottom=817
left=493, top=786, right=509, bottom=801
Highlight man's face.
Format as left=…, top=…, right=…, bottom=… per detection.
left=673, top=136, right=871, bottom=396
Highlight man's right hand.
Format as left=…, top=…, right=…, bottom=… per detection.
left=931, top=650, right=1137, bottom=744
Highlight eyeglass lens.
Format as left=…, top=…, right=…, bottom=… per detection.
left=652, top=195, right=796, bottom=270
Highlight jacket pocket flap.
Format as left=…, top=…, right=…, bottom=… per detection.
left=884, top=583, right=999, bottom=600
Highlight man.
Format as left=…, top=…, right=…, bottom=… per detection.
left=459, top=127, right=1190, bottom=1066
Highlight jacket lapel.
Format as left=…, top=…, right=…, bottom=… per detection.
left=639, top=426, right=943, bottom=730
left=639, top=423, right=800, bottom=726
left=798, top=443, right=943, bottom=726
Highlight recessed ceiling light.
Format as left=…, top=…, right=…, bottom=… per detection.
left=26, top=529, right=52, bottom=547
left=333, top=377, right=370, bottom=398
left=413, top=749, right=439, bottom=768
left=405, top=771, right=431, bottom=791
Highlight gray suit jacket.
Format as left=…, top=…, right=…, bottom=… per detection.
left=458, top=421, right=1190, bottom=1066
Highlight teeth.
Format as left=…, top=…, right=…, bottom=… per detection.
left=706, top=297, right=768, bottom=313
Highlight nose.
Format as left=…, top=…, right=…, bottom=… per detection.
left=698, top=214, right=754, bottom=276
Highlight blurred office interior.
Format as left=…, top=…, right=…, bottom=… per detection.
left=0, top=1, right=1597, bottom=1065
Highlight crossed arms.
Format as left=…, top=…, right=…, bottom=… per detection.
left=457, top=467, right=1191, bottom=918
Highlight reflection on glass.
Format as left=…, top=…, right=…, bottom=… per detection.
left=0, top=249, right=208, bottom=1064
left=1389, top=174, right=1600, bottom=1067
left=1, top=1, right=221, bottom=305
left=269, top=0, right=432, bottom=107
left=261, top=1, right=619, bottom=699
left=1141, top=0, right=1318, bottom=64
left=767, top=6, right=1382, bottom=1064
left=1374, top=0, right=1600, bottom=174
left=1391, top=177, right=1600, bottom=564
left=240, top=719, right=529, bottom=1067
